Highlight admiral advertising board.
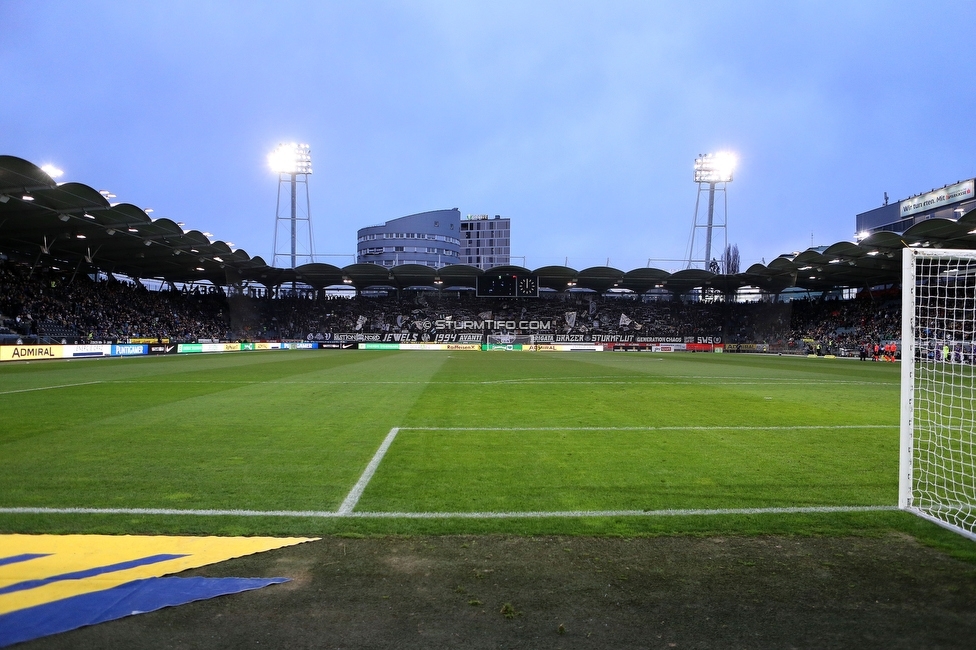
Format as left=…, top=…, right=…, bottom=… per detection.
left=0, top=345, right=64, bottom=362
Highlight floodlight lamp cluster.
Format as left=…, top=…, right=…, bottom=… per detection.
left=268, top=142, right=312, bottom=175
left=694, top=151, right=736, bottom=184
left=40, top=164, right=64, bottom=179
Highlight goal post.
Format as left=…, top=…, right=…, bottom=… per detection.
left=901, top=248, right=976, bottom=541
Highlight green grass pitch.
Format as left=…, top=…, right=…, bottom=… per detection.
left=3, top=349, right=967, bottom=552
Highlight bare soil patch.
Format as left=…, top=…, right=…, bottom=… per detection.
left=22, top=534, right=976, bottom=649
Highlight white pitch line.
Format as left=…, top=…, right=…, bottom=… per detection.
left=0, top=505, right=898, bottom=519
left=96, top=378, right=896, bottom=387
left=337, top=427, right=401, bottom=515
left=397, top=424, right=897, bottom=431
left=0, top=381, right=102, bottom=396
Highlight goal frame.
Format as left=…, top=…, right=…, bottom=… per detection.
left=900, top=247, right=976, bottom=541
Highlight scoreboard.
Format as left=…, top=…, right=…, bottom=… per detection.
left=476, top=274, right=539, bottom=298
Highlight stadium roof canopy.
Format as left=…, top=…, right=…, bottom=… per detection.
left=4, top=154, right=976, bottom=296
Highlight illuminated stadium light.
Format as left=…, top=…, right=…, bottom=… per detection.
left=694, top=151, right=736, bottom=184
left=268, top=143, right=312, bottom=175
left=270, top=142, right=316, bottom=271
left=856, top=231, right=869, bottom=240
left=144, top=208, right=154, bottom=213
left=687, top=151, right=735, bottom=270
left=41, top=164, right=63, bottom=179
left=22, top=194, right=34, bottom=201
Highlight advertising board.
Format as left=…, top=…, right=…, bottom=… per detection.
left=65, top=344, right=112, bottom=358
left=0, top=345, right=65, bottom=362
left=110, top=344, right=148, bottom=356
left=900, top=179, right=974, bottom=218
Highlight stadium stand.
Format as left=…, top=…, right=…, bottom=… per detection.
left=0, top=257, right=902, bottom=355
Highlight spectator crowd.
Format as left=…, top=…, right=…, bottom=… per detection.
left=0, top=259, right=901, bottom=355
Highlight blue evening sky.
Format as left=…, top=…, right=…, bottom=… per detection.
left=2, top=1, right=974, bottom=272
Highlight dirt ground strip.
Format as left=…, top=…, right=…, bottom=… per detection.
left=21, top=533, right=976, bottom=649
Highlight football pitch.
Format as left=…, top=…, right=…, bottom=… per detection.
left=2, top=349, right=937, bottom=540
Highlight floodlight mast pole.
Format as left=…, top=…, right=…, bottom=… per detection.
left=704, top=180, right=716, bottom=266
left=270, top=143, right=314, bottom=272
left=290, top=172, right=297, bottom=269
left=686, top=152, right=733, bottom=272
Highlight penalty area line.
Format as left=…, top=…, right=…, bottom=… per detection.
left=0, top=381, right=102, bottom=396
left=337, top=427, right=401, bottom=515
left=396, top=424, right=897, bottom=432
left=0, top=505, right=899, bottom=519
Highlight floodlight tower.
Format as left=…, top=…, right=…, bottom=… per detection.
left=686, top=151, right=734, bottom=271
left=269, top=143, right=315, bottom=268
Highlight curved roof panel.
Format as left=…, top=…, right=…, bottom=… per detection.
left=5, top=154, right=976, bottom=295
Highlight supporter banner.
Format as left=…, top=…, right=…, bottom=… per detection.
left=111, top=344, right=148, bottom=357
left=65, top=344, right=113, bottom=358
left=323, top=333, right=382, bottom=343
left=129, top=338, right=170, bottom=344
left=0, top=345, right=65, bottom=362
left=532, top=333, right=722, bottom=344
left=433, top=319, right=554, bottom=331
left=381, top=332, right=485, bottom=344
left=148, top=343, right=178, bottom=355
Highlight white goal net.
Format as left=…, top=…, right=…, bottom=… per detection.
left=901, top=248, right=976, bottom=541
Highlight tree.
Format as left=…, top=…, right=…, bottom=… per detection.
left=722, top=244, right=740, bottom=275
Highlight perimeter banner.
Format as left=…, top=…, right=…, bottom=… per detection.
left=0, top=345, right=65, bottom=362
